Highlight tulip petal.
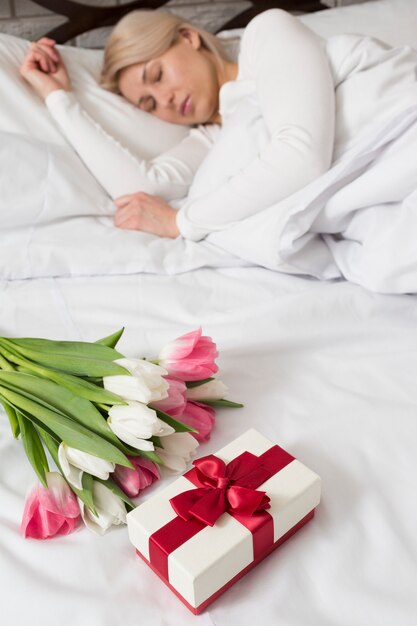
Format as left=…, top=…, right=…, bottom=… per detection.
left=21, top=472, right=80, bottom=540
left=115, top=358, right=168, bottom=378
left=113, top=464, right=140, bottom=498
left=156, top=432, right=199, bottom=476
left=79, top=482, right=127, bottom=535
left=179, top=401, right=216, bottom=442
left=159, top=329, right=218, bottom=381
left=107, top=417, right=155, bottom=450
left=114, top=456, right=160, bottom=497
left=58, top=444, right=83, bottom=490
left=151, top=377, right=186, bottom=417
left=103, top=375, right=153, bottom=404
left=58, top=443, right=114, bottom=488
left=159, top=328, right=202, bottom=360
left=186, top=380, right=228, bottom=401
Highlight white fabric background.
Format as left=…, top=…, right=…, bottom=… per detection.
left=1, top=269, right=417, bottom=625
left=1, top=1, right=417, bottom=624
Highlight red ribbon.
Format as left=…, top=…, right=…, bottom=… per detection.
left=170, top=452, right=272, bottom=526
left=148, top=445, right=295, bottom=581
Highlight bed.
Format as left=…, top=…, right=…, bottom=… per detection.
left=1, top=1, right=417, bottom=625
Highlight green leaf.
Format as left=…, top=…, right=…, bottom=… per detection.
left=40, top=429, right=98, bottom=516
left=150, top=435, right=163, bottom=448
left=196, top=399, right=244, bottom=408
left=135, top=449, right=164, bottom=464
left=155, top=408, right=198, bottom=434
left=185, top=378, right=214, bottom=389
left=0, top=353, right=15, bottom=371
left=95, top=328, right=125, bottom=349
left=15, top=412, right=49, bottom=487
left=0, top=371, right=128, bottom=454
left=37, top=425, right=60, bottom=466
left=35, top=426, right=98, bottom=516
left=19, top=408, right=60, bottom=444
left=96, top=476, right=135, bottom=511
left=0, top=386, right=132, bottom=469
left=1, top=400, right=20, bottom=438
left=2, top=336, right=123, bottom=360
left=0, top=341, right=25, bottom=366
left=0, top=372, right=136, bottom=460
left=16, top=362, right=125, bottom=406
left=70, top=472, right=98, bottom=516
left=0, top=337, right=126, bottom=377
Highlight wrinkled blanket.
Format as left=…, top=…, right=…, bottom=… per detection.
left=2, top=105, right=417, bottom=293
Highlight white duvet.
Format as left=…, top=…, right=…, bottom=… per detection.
left=2, top=2, right=417, bottom=294
left=211, top=104, right=417, bottom=294
left=3, top=100, right=417, bottom=294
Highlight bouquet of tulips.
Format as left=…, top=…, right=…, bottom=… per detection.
left=0, top=327, right=242, bottom=539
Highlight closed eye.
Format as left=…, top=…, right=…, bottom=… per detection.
left=138, top=95, right=156, bottom=113
left=137, top=66, right=161, bottom=112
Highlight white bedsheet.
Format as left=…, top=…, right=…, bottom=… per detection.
left=0, top=131, right=247, bottom=279
left=3, top=103, right=417, bottom=294
left=1, top=268, right=417, bottom=625
left=2, top=2, right=417, bottom=624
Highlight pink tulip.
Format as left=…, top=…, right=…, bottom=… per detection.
left=113, top=456, right=160, bottom=498
left=21, top=472, right=80, bottom=540
left=159, top=327, right=218, bottom=382
left=151, top=376, right=187, bottom=417
left=180, top=401, right=216, bottom=442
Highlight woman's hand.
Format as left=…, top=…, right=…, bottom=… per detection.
left=20, top=37, right=71, bottom=100
left=114, top=192, right=180, bottom=238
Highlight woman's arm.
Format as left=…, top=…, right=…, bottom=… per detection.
left=45, top=90, right=218, bottom=201
left=20, top=39, right=218, bottom=201
left=176, top=9, right=336, bottom=241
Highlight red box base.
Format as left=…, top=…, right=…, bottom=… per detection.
left=135, top=508, right=315, bottom=615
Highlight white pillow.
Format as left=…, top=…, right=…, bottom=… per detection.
left=0, top=34, right=189, bottom=159
left=299, top=0, right=417, bottom=48
left=218, top=0, right=417, bottom=50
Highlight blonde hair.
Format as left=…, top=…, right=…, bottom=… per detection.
left=101, top=10, right=230, bottom=93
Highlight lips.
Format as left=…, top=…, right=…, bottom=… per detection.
left=180, top=95, right=191, bottom=116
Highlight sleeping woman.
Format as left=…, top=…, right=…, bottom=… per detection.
left=20, top=9, right=417, bottom=241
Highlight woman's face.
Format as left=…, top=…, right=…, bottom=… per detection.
left=118, top=29, right=222, bottom=126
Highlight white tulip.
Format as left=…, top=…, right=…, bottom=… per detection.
left=115, top=358, right=169, bottom=402
left=108, top=401, right=175, bottom=451
left=156, top=432, right=199, bottom=476
left=78, top=481, right=127, bottom=535
left=58, top=443, right=115, bottom=490
left=103, top=374, right=154, bottom=404
left=186, top=380, right=228, bottom=401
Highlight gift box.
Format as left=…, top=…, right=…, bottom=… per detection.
left=127, top=428, right=321, bottom=614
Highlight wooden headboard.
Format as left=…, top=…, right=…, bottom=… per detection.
left=31, top=0, right=329, bottom=43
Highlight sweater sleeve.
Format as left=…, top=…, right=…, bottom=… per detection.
left=45, top=89, right=219, bottom=201
left=176, top=9, right=335, bottom=241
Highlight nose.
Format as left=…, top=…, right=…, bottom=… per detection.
left=154, top=85, right=175, bottom=110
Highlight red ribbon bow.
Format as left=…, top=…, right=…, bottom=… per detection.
left=169, top=452, right=271, bottom=527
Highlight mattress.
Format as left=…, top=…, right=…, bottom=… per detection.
left=1, top=2, right=417, bottom=625
left=2, top=268, right=417, bottom=626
